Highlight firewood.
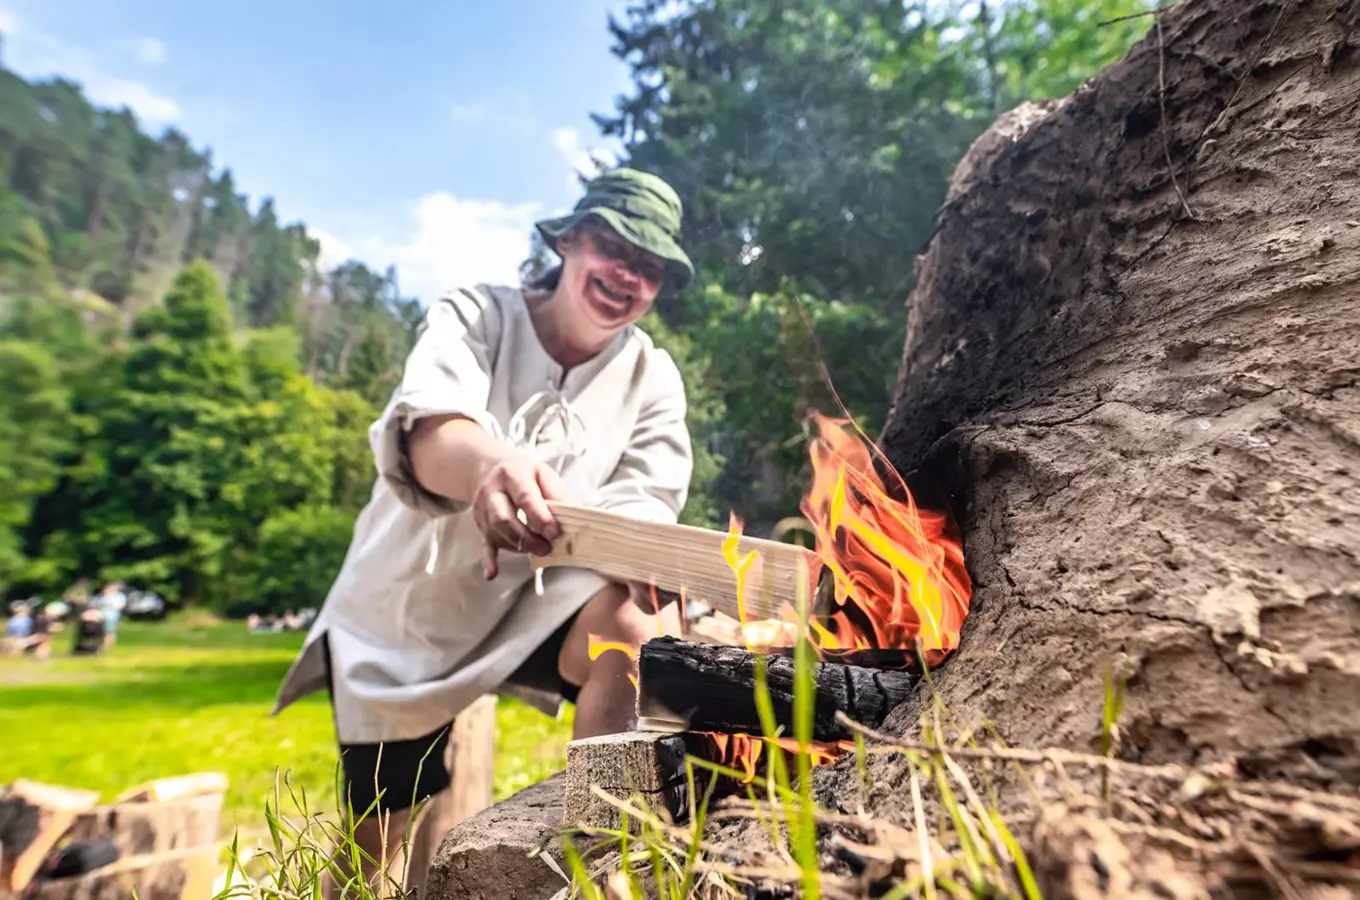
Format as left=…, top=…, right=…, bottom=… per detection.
left=563, top=731, right=694, bottom=830
left=531, top=503, right=821, bottom=622
left=113, top=772, right=227, bottom=804
left=636, top=637, right=917, bottom=743
left=30, top=845, right=219, bottom=900
left=0, top=780, right=100, bottom=894
left=66, top=790, right=223, bottom=859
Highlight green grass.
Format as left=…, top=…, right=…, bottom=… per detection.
left=0, top=611, right=573, bottom=837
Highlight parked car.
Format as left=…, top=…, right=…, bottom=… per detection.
left=125, top=590, right=167, bottom=621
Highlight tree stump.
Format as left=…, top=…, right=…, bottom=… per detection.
left=871, top=0, right=1360, bottom=786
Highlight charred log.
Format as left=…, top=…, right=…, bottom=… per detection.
left=636, top=637, right=917, bottom=743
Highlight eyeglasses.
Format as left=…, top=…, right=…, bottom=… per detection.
left=582, top=225, right=666, bottom=286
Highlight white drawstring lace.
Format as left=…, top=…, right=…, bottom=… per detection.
left=505, top=390, right=588, bottom=472
left=425, top=390, right=586, bottom=576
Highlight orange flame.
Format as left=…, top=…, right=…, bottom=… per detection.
left=700, top=732, right=851, bottom=783
left=801, top=412, right=971, bottom=665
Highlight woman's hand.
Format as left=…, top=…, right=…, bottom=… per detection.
left=471, top=450, right=572, bottom=580
left=406, top=415, right=573, bottom=579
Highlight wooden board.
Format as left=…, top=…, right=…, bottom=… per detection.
left=114, top=772, right=228, bottom=804
left=531, top=503, right=821, bottom=623
left=562, top=732, right=697, bottom=830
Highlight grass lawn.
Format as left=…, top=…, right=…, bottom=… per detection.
left=0, top=612, right=573, bottom=838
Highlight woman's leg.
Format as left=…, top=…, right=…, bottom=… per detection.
left=557, top=582, right=682, bottom=739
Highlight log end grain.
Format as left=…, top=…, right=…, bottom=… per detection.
left=563, top=732, right=691, bottom=830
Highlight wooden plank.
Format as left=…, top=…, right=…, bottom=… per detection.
left=0, top=780, right=100, bottom=894
left=636, top=637, right=918, bottom=743
left=531, top=503, right=821, bottom=623
left=446, top=694, right=497, bottom=825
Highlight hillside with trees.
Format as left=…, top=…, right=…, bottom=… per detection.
left=0, top=0, right=1154, bottom=614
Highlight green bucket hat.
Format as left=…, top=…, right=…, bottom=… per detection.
left=535, top=168, right=695, bottom=291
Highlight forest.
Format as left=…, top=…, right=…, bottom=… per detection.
left=0, top=0, right=1154, bottom=614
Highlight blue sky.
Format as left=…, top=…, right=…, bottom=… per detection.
left=0, top=0, right=634, bottom=302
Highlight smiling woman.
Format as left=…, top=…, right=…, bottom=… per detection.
left=267, top=168, right=698, bottom=898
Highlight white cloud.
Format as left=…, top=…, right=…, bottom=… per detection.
left=324, top=194, right=542, bottom=303
left=85, top=75, right=179, bottom=125
left=0, top=11, right=179, bottom=127
left=133, top=37, right=167, bottom=65
left=310, top=228, right=355, bottom=273
left=551, top=126, right=621, bottom=189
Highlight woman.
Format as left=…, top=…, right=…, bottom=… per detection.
left=272, top=168, right=696, bottom=894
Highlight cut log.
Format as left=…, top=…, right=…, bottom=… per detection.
left=867, top=0, right=1360, bottom=789
left=30, top=845, right=218, bottom=900
left=563, top=731, right=693, bottom=830
left=426, top=774, right=570, bottom=900
left=0, top=780, right=100, bottom=894
left=113, top=772, right=228, bottom=804
left=531, top=502, right=821, bottom=622
left=636, top=637, right=917, bottom=743
left=66, top=790, right=224, bottom=858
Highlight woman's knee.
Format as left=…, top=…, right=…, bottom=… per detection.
left=557, top=582, right=674, bottom=686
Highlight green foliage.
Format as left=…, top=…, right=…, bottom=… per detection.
left=599, top=0, right=1154, bottom=520
left=0, top=61, right=423, bottom=605
left=233, top=507, right=355, bottom=617
left=0, top=339, right=72, bottom=586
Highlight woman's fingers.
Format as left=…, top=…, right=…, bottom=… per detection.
left=480, top=483, right=552, bottom=557
left=480, top=536, right=499, bottom=581
left=504, top=469, right=559, bottom=541
left=483, top=489, right=532, bottom=548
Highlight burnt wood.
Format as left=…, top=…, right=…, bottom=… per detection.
left=637, top=637, right=918, bottom=743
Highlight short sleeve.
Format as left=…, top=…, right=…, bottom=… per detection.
left=591, top=350, right=693, bottom=523
left=370, top=286, right=503, bottom=517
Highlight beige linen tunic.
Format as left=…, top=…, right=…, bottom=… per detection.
left=272, top=283, right=693, bottom=743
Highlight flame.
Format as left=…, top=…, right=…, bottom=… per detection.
left=699, top=732, right=851, bottom=783
left=588, top=634, right=638, bottom=662
left=801, top=412, right=971, bottom=665
left=721, top=512, right=759, bottom=631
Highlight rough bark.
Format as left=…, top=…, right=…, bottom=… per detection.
left=637, top=637, right=917, bottom=742
left=426, top=774, right=570, bottom=900
left=874, top=0, right=1360, bottom=786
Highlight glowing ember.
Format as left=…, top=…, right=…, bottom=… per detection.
left=700, top=732, right=852, bottom=782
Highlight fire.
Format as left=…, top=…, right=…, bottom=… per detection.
left=800, top=412, right=971, bottom=665
left=723, top=413, right=971, bottom=665
left=701, top=732, right=852, bottom=783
